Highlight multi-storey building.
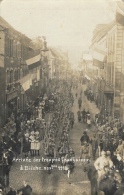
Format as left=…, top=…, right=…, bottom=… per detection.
left=0, top=17, right=44, bottom=126
left=0, top=16, right=71, bottom=127
left=90, top=13, right=124, bottom=120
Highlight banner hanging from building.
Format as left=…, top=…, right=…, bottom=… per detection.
left=26, top=54, right=41, bottom=70
left=91, top=44, right=106, bottom=69
left=19, top=74, right=32, bottom=91
left=83, top=53, right=93, bottom=61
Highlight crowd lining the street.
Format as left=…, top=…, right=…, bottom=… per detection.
left=0, top=76, right=124, bottom=194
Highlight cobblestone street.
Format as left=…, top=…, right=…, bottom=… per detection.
left=9, top=84, right=99, bottom=195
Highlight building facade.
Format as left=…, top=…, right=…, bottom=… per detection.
left=0, top=16, right=71, bottom=127
left=90, top=19, right=124, bottom=120
left=0, top=17, right=44, bottom=126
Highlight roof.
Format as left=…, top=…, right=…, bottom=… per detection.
left=49, top=48, right=60, bottom=59
left=0, top=16, right=31, bottom=42
left=116, top=1, right=124, bottom=25
left=49, top=47, right=68, bottom=61
left=91, top=20, right=116, bottom=45
left=117, top=1, right=124, bottom=13
left=0, top=16, right=16, bottom=31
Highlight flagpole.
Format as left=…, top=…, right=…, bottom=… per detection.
left=0, top=0, right=3, bottom=16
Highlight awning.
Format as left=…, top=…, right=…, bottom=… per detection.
left=84, top=74, right=90, bottom=80
left=26, top=54, right=41, bottom=70
left=104, top=85, right=114, bottom=94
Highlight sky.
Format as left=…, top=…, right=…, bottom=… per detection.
left=0, top=0, right=117, bottom=66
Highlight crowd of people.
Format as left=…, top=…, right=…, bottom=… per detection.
left=77, top=81, right=124, bottom=194
left=0, top=78, right=77, bottom=194
left=1, top=74, right=124, bottom=194
left=42, top=80, right=75, bottom=177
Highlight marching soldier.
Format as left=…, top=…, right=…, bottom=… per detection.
left=80, top=141, right=90, bottom=172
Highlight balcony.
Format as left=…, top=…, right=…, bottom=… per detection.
left=6, top=82, right=20, bottom=102
left=6, top=89, right=18, bottom=102
left=104, top=81, right=114, bottom=94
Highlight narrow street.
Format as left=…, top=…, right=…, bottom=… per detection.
left=9, top=84, right=99, bottom=195
left=0, top=1, right=124, bottom=195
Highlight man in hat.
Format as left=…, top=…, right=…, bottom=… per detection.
left=81, top=109, right=86, bottom=123
left=80, top=131, right=90, bottom=145
left=17, top=181, right=32, bottom=195
left=80, top=141, right=90, bottom=170
left=80, top=141, right=90, bottom=159
left=90, top=133, right=98, bottom=160
left=94, top=151, right=113, bottom=186
left=7, top=187, right=16, bottom=195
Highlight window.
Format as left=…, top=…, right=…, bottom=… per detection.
left=5, top=36, right=9, bottom=56
left=13, top=40, right=16, bottom=57
left=21, top=44, right=23, bottom=59
left=10, top=39, right=13, bottom=57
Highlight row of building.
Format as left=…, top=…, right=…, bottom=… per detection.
left=0, top=16, right=71, bottom=127
left=80, top=1, right=124, bottom=121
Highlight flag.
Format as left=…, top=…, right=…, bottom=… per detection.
left=84, top=74, right=90, bottom=80
left=116, top=1, right=124, bottom=25
left=26, top=54, right=41, bottom=70
left=91, top=44, right=106, bottom=69
left=83, top=53, right=92, bottom=61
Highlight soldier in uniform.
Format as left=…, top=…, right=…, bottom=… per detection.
left=80, top=131, right=90, bottom=145
left=94, top=151, right=113, bottom=186
left=80, top=141, right=90, bottom=171
left=90, top=133, right=98, bottom=160
left=77, top=110, right=81, bottom=122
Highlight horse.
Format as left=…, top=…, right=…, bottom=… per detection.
left=113, top=178, right=124, bottom=195
left=85, top=161, right=122, bottom=195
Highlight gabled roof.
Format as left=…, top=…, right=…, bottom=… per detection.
left=0, top=16, right=31, bottom=42
left=117, top=1, right=124, bottom=13
left=49, top=48, right=60, bottom=59
left=48, top=47, right=68, bottom=64
left=91, top=20, right=116, bottom=45
left=0, top=16, right=16, bottom=31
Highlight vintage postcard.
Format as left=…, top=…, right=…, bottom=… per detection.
left=0, top=0, right=124, bottom=194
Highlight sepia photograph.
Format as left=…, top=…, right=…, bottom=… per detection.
left=0, top=0, right=124, bottom=194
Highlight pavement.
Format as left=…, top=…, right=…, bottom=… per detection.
left=9, top=83, right=100, bottom=195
